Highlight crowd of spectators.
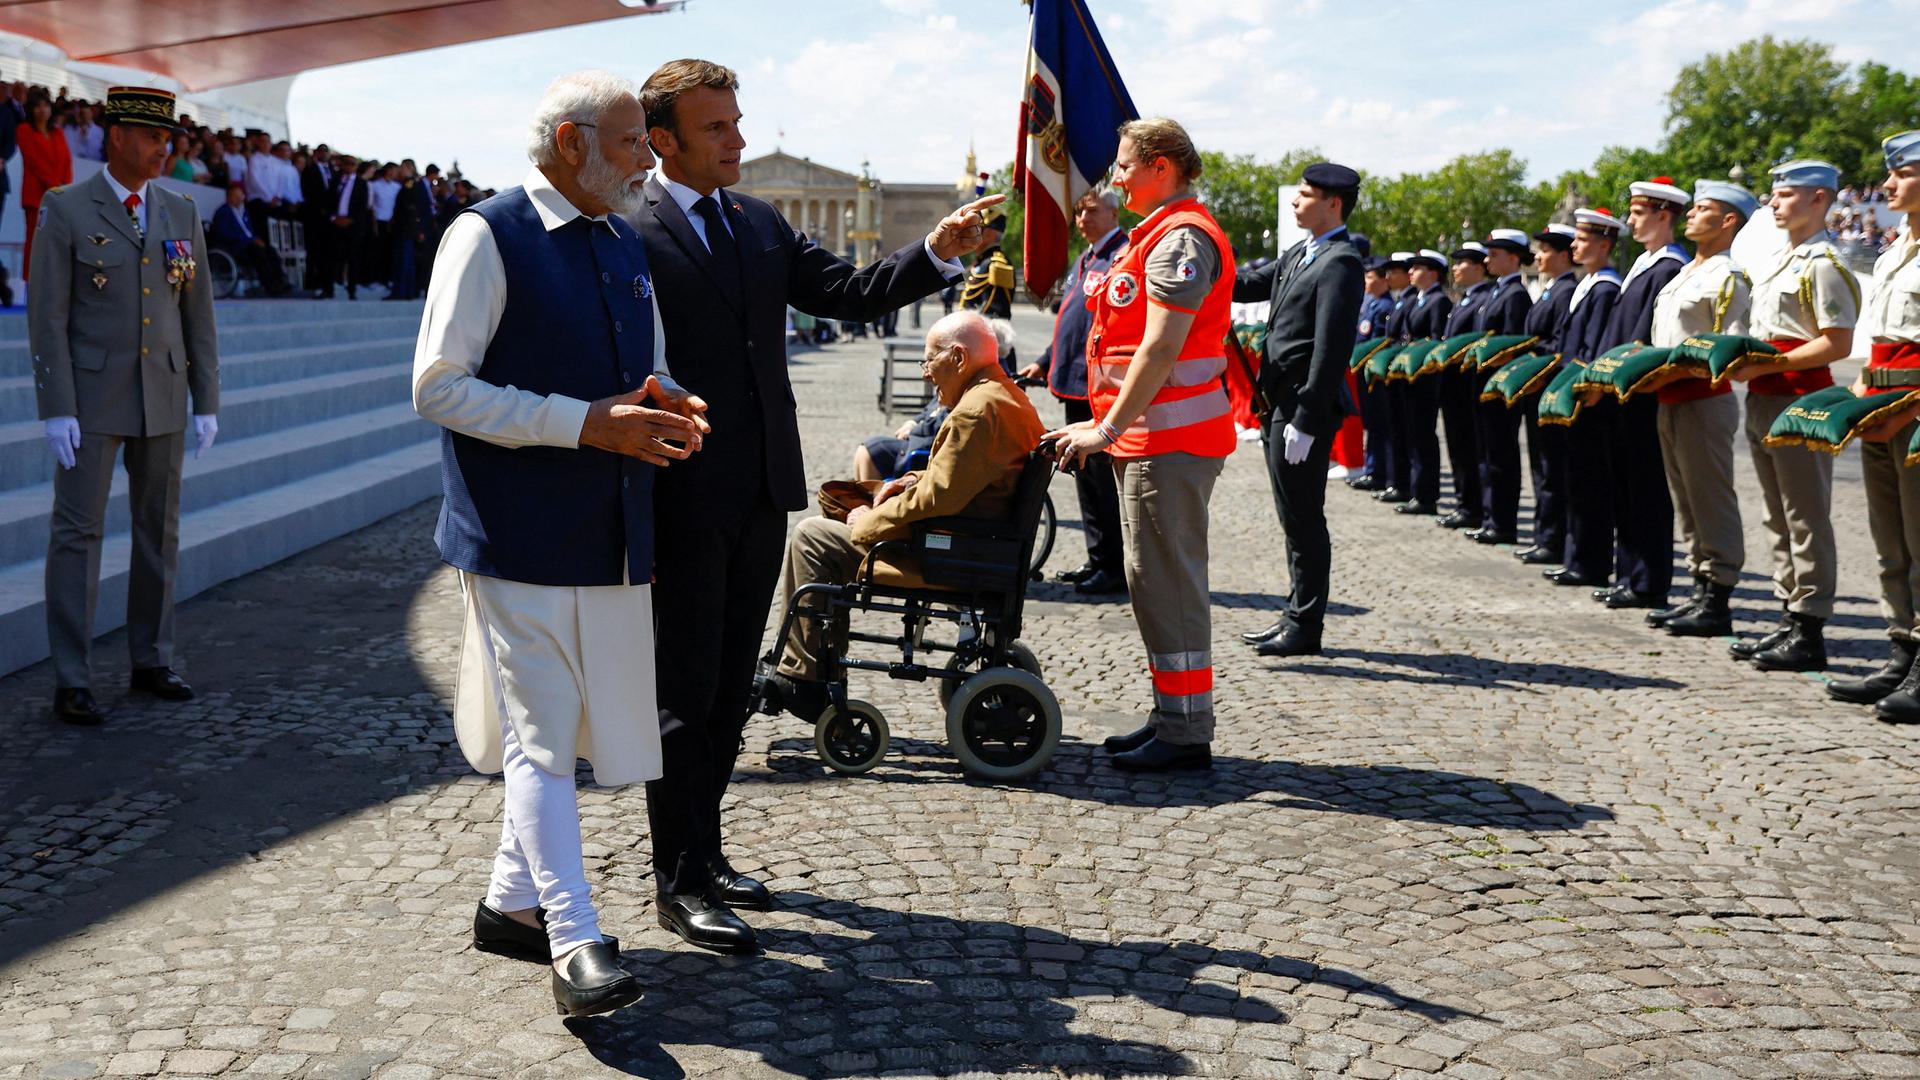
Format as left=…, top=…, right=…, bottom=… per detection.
left=1829, top=206, right=1901, bottom=254
left=0, top=79, right=500, bottom=302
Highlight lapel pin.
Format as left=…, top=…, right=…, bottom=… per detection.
left=88, top=233, right=111, bottom=246
left=91, top=271, right=107, bottom=291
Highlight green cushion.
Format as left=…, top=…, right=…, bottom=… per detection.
left=1672, top=333, right=1782, bottom=382
left=1392, top=340, right=1445, bottom=380
left=1765, top=386, right=1920, bottom=453
left=1365, top=342, right=1407, bottom=384
left=1535, top=363, right=1590, bottom=425
left=1233, top=323, right=1269, bottom=356
left=1574, top=345, right=1678, bottom=399
left=1480, top=353, right=1559, bottom=406
left=1437, top=331, right=1490, bottom=370
left=1351, top=337, right=1390, bottom=372
left=1468, top=334, right=1542, bottom=371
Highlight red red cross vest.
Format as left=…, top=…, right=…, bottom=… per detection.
left=1086, top=197, right=1237, bottom=460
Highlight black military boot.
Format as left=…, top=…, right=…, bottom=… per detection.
left=1648, top=575, right=1707, bottom=629
left=1750, top=613, right=1826, bottom=672
left=1829, top=637, right=1918, bottom=705
left=1873, top=651, right=1920, bottom=723
left=1729, top=609, right=1792, bottom=660
left=1667, top=582, right=1734, bottom=638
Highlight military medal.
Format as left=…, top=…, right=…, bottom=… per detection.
left=163, top=239, right=196, bottom=291
left=87, top=233, right=111, bottom=247
left=91, top=271, right=107, bottom=291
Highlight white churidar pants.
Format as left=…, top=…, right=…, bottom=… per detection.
left=485, top=713, right=602, bottom=957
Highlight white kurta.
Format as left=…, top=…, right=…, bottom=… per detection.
left=414, top=166, right=675, bottom=787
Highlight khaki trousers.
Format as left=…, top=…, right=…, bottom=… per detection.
left=776, top=515, right=861, bottom=680
left=1743, top=391, right=1836, bottom=618
left=1115, top=452, right=1223, bottom=746
left=46, top=430, right=185, bottom=689
left=1861, top=418, right=1920, bottom=642
left=1658, top=393, right=1744, bottom=586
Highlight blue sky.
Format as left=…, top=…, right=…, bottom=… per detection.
left=286, top=0, right=1914, bottom=191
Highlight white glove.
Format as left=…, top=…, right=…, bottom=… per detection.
left=193, top=414, right=218, bottom=459
left=1282, top=423, right=1313, bottom=466
left=44, top=416, right=80, bottom=470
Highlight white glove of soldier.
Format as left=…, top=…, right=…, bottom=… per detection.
left=44, top=417, right=80, bottom=470
left=1282, top=423, right=1313, bottom=466
left=193, top=414, right=218, bottom=459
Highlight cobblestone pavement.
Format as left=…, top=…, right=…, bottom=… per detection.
left=3, top=309, right=1918, bottom=1080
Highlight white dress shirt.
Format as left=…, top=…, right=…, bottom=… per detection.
left=243, top=151, right=278, bottom=202
left=369, top=178, right=400, bottom=222
left=659, top=171, right=966, bottom=276
left=413, top=166, right=674, bottom=450
left=101, top=169, right=149, bottom=233
left=63, top=121, right=103, bottom=162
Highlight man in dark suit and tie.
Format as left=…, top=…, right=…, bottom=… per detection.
left=633, top=58, right=1003, bottom=953
left=300, top=144, right=334, bottom=294
left=1231, top=163, right=1365, bottom=658
left=328, top=157, right=372, bottom=300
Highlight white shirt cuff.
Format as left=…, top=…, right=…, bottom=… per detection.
left=924, top=237, right=966, bottom=280
left=544, top=394, right=592, bottom=449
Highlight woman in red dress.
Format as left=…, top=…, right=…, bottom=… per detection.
left=17, top=87, right=74, bottom=280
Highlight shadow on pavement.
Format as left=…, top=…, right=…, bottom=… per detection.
left=569, top=892, right=1480, bottom=1078
left=1277, top=647, right=1684, bottom=692
left=759, top=737, right=1612, bottom=829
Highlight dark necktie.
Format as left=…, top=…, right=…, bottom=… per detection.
left=691, top=195, right=742, bottom=296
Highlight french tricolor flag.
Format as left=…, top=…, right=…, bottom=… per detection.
left=1015, top=0, right=1137, bottom=300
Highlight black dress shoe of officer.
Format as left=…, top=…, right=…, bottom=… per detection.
left=1240, top=619, right=1289, bottom=645
left=656, top=891, right=757, bottom=954
left=1830, top=639, right=1918, bottom=704
left=1055, top=562, right=1097, bottom=584
left=1346, top=473, right=1384, bottom=491
left=1111, top=736, right=1212, bottom=772
left=1591, top=583, right=1625, bottom=603
left=52, top=687, right=104, bottom=726
left=1729, top=617, right=1793, bottom=660
left=1542, top=567, right=1600, bottom=587
left=473, top=902, right=619, bottom=963
left=1103, top=723, right=1156, bottom=753
left=1603, top=588, right=1663, bottom=611
left=1393, top=500, right=1437, bottom=516
left=1074, top=568, right=1127, bottom=595
left=1255, top=623, right=1322, bottom=658
left=551, top=941, right=642, bottom=1018
left=1373, top=486, right=1411, bottom=504
left=1514, top=545, right=1559, bottom=565
left=706, top=859, right=773, bottom=912
left=1437, top=509, right=1481, bottom=530
left=1469, top=528, right=1516, bottom=545
left=130, top=666, right=194, bottom=700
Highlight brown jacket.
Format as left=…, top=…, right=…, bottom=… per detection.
left=850, top=366, right=1044, bottom=548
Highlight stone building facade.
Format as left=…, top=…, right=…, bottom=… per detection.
left=733, top=151, right=960, bottom=262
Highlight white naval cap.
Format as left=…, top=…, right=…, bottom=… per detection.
left=1628, top=176, right=1691, bottom=208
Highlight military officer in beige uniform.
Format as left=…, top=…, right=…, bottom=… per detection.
left=30, top=87, right=219, bottom=725
left=1725, top=160, right=1859, bottom=672
left=1838, top=131, right=1920, bottom=719
left=1645, top=178, right=1754, bottom=638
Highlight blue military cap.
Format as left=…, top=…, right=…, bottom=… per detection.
left=1449, top=241, right=1488, bottom=262
left=1302, top=162, right=1361, bottom=191
left=1363, top=255, right=1389, bottom=272
left=1770, top=159, right=1840, bottom=191
left=1350, top=232, right=1372, bottom=257
left=1693, top=179, right=1759, bottom=220
left=1886, top=130, right=1920, bottom=171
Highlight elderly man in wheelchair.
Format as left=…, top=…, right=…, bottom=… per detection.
left=752, top=310, right=1064, bottom=779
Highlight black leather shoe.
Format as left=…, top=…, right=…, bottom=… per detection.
left=1603, top=588, right=1664, bottom=610
left=1374, top=486, right=1411, bottom=504
left=656, top=891, right=757, bottom=954
left=1730, top=618, right=1793, bottom=660
left=1103, top=722, right=1155, bottom=753
left=1240, top=619, right=1289, bottom=645
left=706, top=859, right=773, bottom=912
left=1074, top=568, right=1127, bottom=595
left=1255, top=624, right=1322, bottom=658
left=1055, top=562, right=1097, bottom=584
left=1666, top=582, right=1734, bottom=638
left=1112, top=737, right=1212, bottom=772
left=551, top=941, right=642, bottom=1017
left=1437, top=509, right=1481, bottom=530
left=1469, top=528, right=1516, bottom=545
left=1393, top=501, right=1437, bottom=516
left=1830, top=639, right=1917, bottom=704
left=1751, top=614, right=1826, bottom=672
left=1514, top=545, right=1559, bottom=565
left=52, top=687, right=104, bottom=726
left=1347, top=473, right=1384, bottom=491
left=1544, top=567, right=1606, bottom=587
left=130, top=666, right=193, bottom=700
left=473, top=902, right=618, bottom=963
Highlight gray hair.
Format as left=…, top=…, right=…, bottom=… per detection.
left=987, top=317, right=1017, bottom=359
left=527, top=70, right=640, bottom=167
left=1080, top=185, right=1120, bottom=209
left=931, top=311, right=999, bottom=367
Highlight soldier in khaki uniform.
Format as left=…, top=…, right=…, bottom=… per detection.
left=1837, top=132, right=1920, bottom=718
left=1724, top=160, right=1859, bottom=672
left=30, top=87, right=219, bottom=725
left=1645, top=179, right=1754, bottom=638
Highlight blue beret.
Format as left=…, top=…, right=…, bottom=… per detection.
left=1770, top=159, right=1840, bottom=191
left=1349, top=232, right=1372, bottom=257
left=1886, top=130, right=1920, bottom=172
left=1302, top=162, right=1360, bottom=190
left=1693, top=179, right=1758, bottom=220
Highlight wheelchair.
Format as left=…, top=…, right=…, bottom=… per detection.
left=748, top=449, right=1063, bottom=781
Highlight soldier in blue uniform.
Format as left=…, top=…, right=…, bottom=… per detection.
left=1348, top=254, right=1397, bottom=490
left=1465, top=229, right=1534, bottom=544
left=1437, top=242, right=1492, bottom=529
left=1395, top=249, right=1452, bottom=514
left=1372, top=252, right=1418, bottom=503
left=1514, top=223, right=1581, bottom=565
left=1544, top=207, right=1624, bottom=587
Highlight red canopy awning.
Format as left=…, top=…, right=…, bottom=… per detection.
left=0, top=0, right=685, bottom=91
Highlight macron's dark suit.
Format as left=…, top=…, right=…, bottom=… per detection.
left=1232, top=231, right=1363, bottom=628
left=636, top=178, right=952, bottom=896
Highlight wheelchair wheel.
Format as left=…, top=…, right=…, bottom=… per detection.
left=1029, top=493, right=1057, bottom=580
left=815, top=699, right=889, bottom=775
left=938, top=640, right=1042, bottom=710
left=207, top=248, right=241, bottom=298
left=945, top=667, right=1060, bottom=781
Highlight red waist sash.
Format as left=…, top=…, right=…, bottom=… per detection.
left=1747, top=337, right=1832, bottom=397
left=1870, top=342, right=1920, bottom=369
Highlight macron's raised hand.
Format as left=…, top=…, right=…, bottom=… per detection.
left=930, top=193, right=1010, bottom=261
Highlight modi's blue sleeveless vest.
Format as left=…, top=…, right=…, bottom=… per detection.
left=434, top=187, right=657, bottom=586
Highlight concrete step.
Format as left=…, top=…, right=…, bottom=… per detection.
left=0, top=298, right=424, bottom=341
left=0, top=312, right=422, bottom=377
left=0, top=362, right=413, bottom=493
left=0, top=439, right=441, bottom=677
left=0, top=336, right=415, bottom=424
left=0, top=403, right=434, bottom=566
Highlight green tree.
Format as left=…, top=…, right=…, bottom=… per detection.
left=1349, top=151, right=1553, bottom=257
left=1194, top=148, right=1323, bottom=260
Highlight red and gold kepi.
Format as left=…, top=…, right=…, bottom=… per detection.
left=103, top=86, right=177, bottom=130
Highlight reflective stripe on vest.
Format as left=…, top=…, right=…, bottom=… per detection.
left=1087, top=197, right=1238, bottom=460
